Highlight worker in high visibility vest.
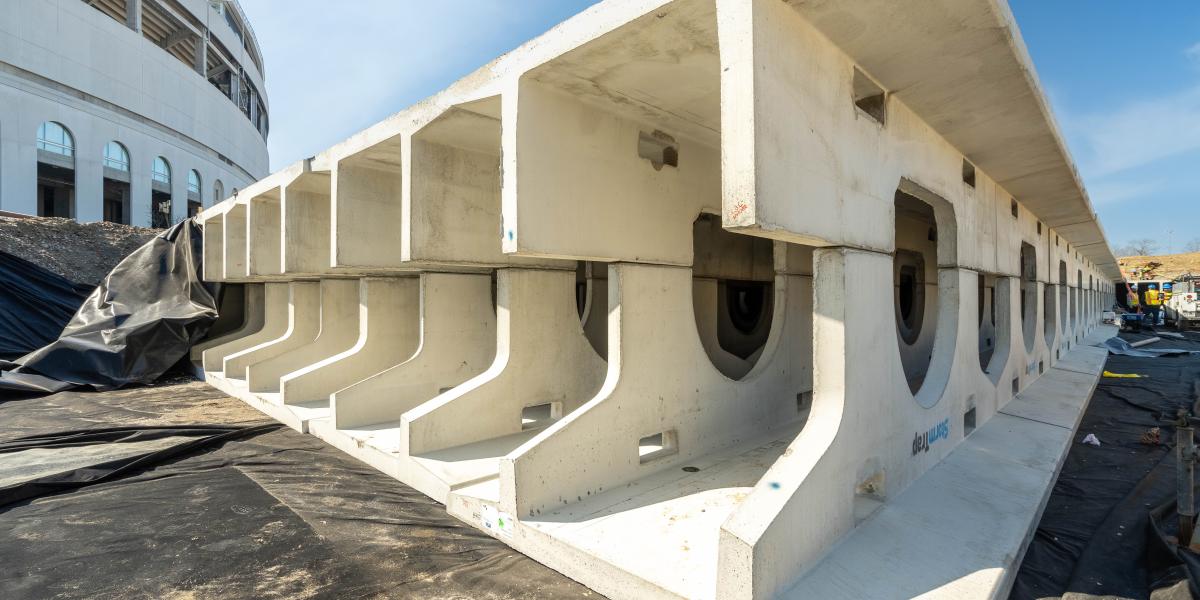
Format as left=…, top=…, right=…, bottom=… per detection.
left=1145, top=285, right=1163, bottom=325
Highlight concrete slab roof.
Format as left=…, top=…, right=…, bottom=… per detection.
left=787, top=0, right=1121, bottom=280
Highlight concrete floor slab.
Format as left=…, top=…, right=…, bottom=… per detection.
left=783, top=327, right=1116, bottom=599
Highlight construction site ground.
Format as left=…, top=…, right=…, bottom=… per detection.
left=0, top=377, right=595, bottom=599
left=1011, top=327, right=1200, bottom=600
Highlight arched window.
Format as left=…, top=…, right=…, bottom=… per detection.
left=102, top=142, right=131, bottom=224
left=37, top=121, right=74, bottom=157
left=213, top=179, right=225, bottom=205
left=186, top=170, right=203, bottom=217
left=103, top=141, right=130, bottom=172
left=36, top=122, right=76, bottom=218
left=153, top=157, right=172, bottom=185
left=151, top=157, right=173, bottom=228
left=188, top=170, right=202, bottom=195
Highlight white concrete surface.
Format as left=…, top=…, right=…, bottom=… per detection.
left=191, top=0, right=1121, bottom=597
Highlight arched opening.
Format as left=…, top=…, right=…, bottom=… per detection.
left=1058, top=261, right=1069, bottom=339
left=213, top=179, right=225, bottom=205
left=36, top=121, right=75, bottom=218
left=102, top=141, right=130, bottom=224
left=1019, top=243, right=1037, bottom=353
left=187, top=169, right=203, bottom=217
left=1043, top=277, right=1057, bottom=349
left=692, top=213, right=774, bottom=380
left=978, top=272, right=998, bottom=370
left=894, top=189, right=943, bottom=394
left=575, top=260, right=608, bottom=358
left=1071, top=270, right=1081, bottom=334
left=151, top=156, right=173, bottom=227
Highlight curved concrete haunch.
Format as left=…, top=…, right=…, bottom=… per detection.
left=246, top=278, right=359, bottom=393
left=501, top=262, right=812, bottom=520
left=331, top=272, right=497, bottom=429
left=190, top=283, right=264, bottom=362
left=222, top=281, right=321, bottom=379
left=402, top=268, right=607, bottom=456
left=279, top=277, right=420, bottom=406
left=201, top=283, right=287, bottom=372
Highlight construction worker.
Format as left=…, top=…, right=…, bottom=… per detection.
left=1145, top=283, right=1163, bottom=325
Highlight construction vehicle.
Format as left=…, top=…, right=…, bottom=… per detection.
left=1166, top=276, right=1200, bottom=330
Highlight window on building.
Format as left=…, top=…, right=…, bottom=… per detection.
left=103, top=142, right=130, bottom=171
left=213, top=180, right=225, bottom=205
left=153, top=157, right=172, bottom=185
left=37, top=121, right=74, bottom=157
left=102, top=141, right=131, bottom=224
left=188, top=170, right=202, bottom=195
left=36, top=121, right=76, bottom=218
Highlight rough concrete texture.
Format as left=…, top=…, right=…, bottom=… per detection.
left=192, top=0, right=1120, bottom=598
left=0, top=216, right=158, bottom=284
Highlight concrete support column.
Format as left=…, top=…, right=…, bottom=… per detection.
left=194, top=31, right=208, bottom=76
left=332, top=272, right=497, bottom=429
left=125, top=0, right=142, bottom=32
left=73, top=128, right=103, bottom=222
left=279, top=277, right=420, bottom=406
left=402, top=268, right=607, bottom=455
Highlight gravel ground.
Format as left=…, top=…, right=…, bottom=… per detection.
left=0, top=216, right=160, bottom=285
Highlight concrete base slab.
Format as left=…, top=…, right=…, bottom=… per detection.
left=781, top=325, right=1117, bottom=600
left=449, top=417, right=808, bottom=600
left=202, top=371, right=329, bottom=433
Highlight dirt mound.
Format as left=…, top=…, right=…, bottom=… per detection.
left=0, top=217, right=160, bottom=286
left=1119, top=252, right=1200, bottom=281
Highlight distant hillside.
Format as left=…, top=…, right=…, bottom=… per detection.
left=1118, top=252, right=1200, bottom=281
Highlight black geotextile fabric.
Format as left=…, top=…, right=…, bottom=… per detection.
left=0, top=220, right=219, bottom=395
left=0, top=250, right=93, bottom=361
left=1011, top=329, right=1200, bottom=600
left=0, top=385, right=597, bottom=599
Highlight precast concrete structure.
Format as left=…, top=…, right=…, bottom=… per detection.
left=195, top=1, right=1120, bottom=598
left=0, top=0, right=268, bottom=225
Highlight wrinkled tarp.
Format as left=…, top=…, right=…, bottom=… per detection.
left=0, top=382, right=596, bottom=599
left=1104, top=335, right=1200, bottom=358
left=0, top=251, right=93, bottom=361
left=0, top=220, right=218, bottom=395
left=1012, top=330, right=1200, bottom=600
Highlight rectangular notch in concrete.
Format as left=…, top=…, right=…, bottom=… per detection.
left=202, top=214, right=224, bottom=281
left=409, top=97, right=511, bottom=265
left=223, top=203, right=248, bottom=279
left=637, top=130, right=679, bottom=170
left=962, top=159, right=976, bottom=188
left=852, top=67, right=886, bottom=124
left=638, top=430, right=678, bottom=464
left=283, top=172, right=332, bottom=275
left=248, top=189, right=283, bottom=276
left=521, top=402, right=562, bottom=430
left=964, top=406, right=976, bottom=436
left=506, top=3, right=721, bottom=265
left=333, top=139, right=404, bottom=269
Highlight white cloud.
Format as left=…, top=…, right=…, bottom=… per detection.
left=1066, top=84, right=1200, bottom=178
left=1187, top=41, right=1200, bottom=64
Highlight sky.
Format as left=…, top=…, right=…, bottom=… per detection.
left=241, top=1, right=1198, bottom=255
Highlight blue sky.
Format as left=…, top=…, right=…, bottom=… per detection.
left=242, top=1, right=1199, bottom=254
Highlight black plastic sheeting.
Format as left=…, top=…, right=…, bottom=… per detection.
left=1012, top=330, right=1200, bottom=600
left=1105, top=335, right=1200, bottom=358
left=0, top=251, right=93, bottom=361
left=0, top=383, right=596, bottom=599
left=0, top=220, right=219, bottom=395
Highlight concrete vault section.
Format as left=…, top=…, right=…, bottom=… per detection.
left=192, top=0, right=1119, bottom=598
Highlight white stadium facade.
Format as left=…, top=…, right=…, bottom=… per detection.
left=0, top=0, right=269, bottom=227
